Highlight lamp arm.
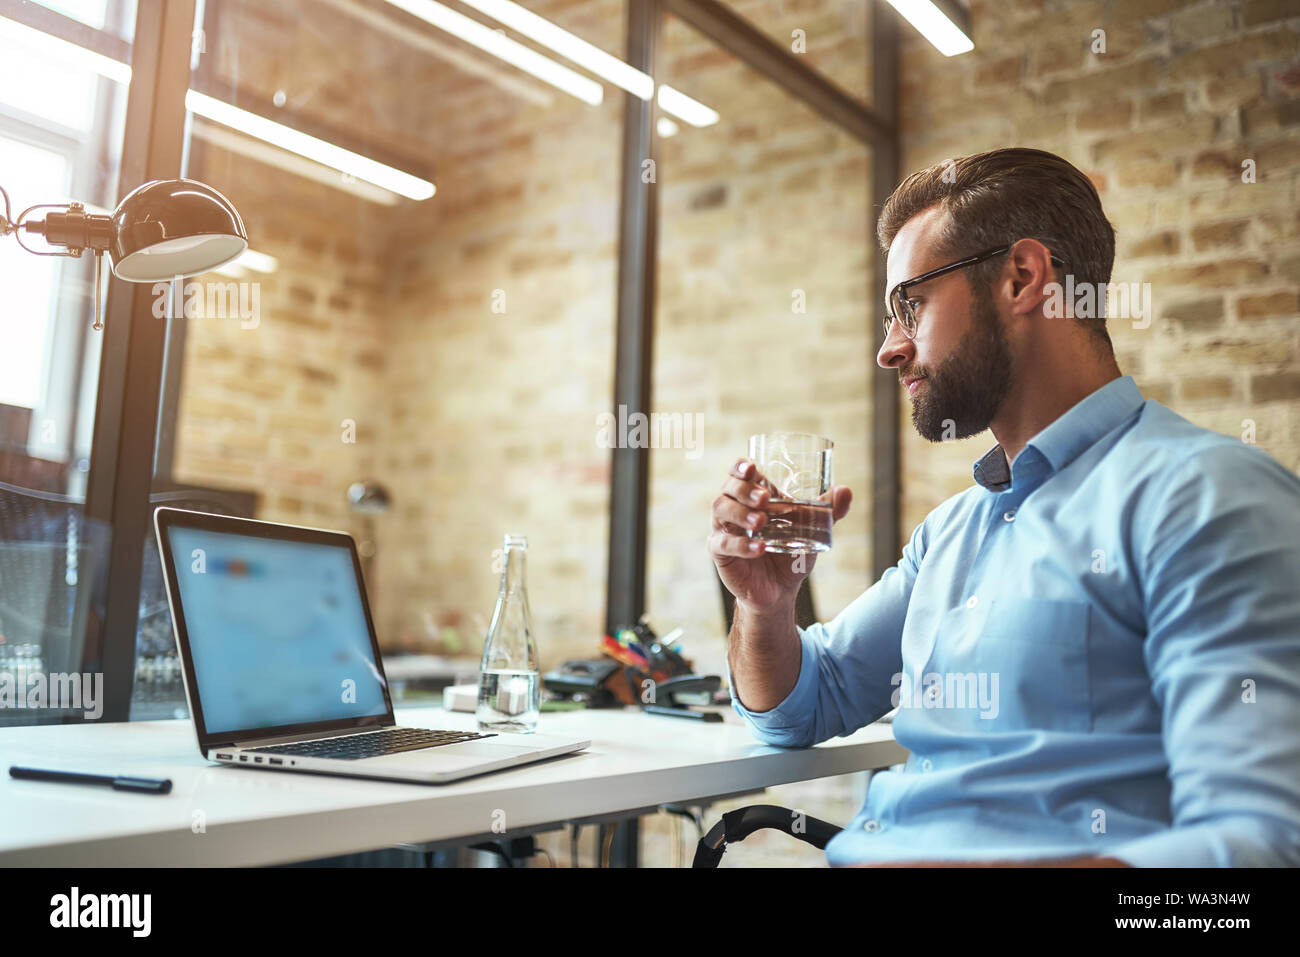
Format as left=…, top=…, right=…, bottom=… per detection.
left=16, top=203, right=112, bottom=258
left=0, top=183, right=12, bottom=236
left=2, top=183, right=110, bottom=332
left=2, top=184, right=113, bottom=259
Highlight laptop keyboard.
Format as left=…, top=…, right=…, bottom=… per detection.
left=244, top=727, right=496, bottom=761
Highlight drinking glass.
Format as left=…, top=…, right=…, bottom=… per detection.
left=746, top=432, right=833, bottom=553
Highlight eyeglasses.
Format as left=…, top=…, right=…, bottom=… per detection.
left=883, top=242, right=1068, bottom=342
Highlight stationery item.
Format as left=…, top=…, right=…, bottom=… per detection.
left=9, top=766, right=172, bottom=794
left=644, top=705, right=722, bottom=723
left=597, top=619, right=723, bottom=716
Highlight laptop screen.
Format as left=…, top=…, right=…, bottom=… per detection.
left=165, top=525, right=390, bottom=736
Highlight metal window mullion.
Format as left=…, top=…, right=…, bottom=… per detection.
left=602, top=0, right=664, bottom=873
left=83, top=0, right=197, bottom=722
left=605, top=0, right=661, bottom=640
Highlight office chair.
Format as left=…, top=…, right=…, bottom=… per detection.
left=133, top=485, right=257, bottom=718
left=693, top=805, right=844, bottom=867
left=0, top=480, right=110, bottom=718
left=136, top=484, right=257, bottom=663
left=0, top=479, right=257, bottom=720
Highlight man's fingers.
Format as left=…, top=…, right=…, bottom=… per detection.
left=713, top=491, right=768, bottom=534
left=720, top=475, right=768, bottom=510
left=832, top=485, right=853, bottom=522
left=708, top=529, right=765, bottom=559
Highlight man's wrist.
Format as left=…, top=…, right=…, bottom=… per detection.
left=735, top=595, right=798, bottom=624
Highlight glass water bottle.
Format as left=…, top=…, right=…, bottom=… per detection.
left=477, top=534, right=541, bottom=733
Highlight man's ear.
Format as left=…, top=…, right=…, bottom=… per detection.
left=1006, top=239, right=1056, bottom=316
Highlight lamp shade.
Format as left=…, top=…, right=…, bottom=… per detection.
left=109, top=179, right=248, bottom=281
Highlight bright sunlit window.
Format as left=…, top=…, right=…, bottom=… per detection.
left=0, top=137, right=69, bottom=411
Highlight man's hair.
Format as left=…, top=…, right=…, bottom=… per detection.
left=877, top=147, right=1116, bottom=350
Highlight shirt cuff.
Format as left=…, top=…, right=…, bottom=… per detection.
left=726, top=626, right=819, bottom=740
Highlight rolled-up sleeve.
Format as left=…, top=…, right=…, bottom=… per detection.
left=1111, top=444, right=1300, bottom=867
left=727, top=520, right=921, bottom=748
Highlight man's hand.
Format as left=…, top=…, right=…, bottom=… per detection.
left=710, top=458, right=852, bottom=613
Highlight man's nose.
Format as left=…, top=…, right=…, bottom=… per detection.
left=877, top=317, right=915, bottom=370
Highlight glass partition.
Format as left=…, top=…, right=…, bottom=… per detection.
left=719, top=0, right=872, bottom=103
left=138, top=0, right=624, bottom=717
left=647, top=9, right=874, bottom=681
left=639, top=6, right=876, bottom=868
left=0, top=0, right=135, bottom=726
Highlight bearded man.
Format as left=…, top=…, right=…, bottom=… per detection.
left=710, top=148, right=1300, bottom=867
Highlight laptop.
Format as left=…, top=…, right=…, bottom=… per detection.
left=153, top=506, right=589, bottom=783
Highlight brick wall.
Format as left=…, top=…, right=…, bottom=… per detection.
left=895, top=0, right=1300, bottom=534
left=175, top=142, right=392, bottom=545
left=175, top=0, right=878, bottom=670
left=374, top=0, right=624, bottom=661
left=646, top=8, right=875, bottom=682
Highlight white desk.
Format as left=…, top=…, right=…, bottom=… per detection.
left=0, top=705, right=907, bottom=866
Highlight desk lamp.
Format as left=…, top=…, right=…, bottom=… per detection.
left=348, top=479, right=391, bottom=582
left=0, top=178, right=247, bottom=330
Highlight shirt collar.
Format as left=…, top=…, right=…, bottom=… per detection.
left=972, top=376, right=1145, bottom=492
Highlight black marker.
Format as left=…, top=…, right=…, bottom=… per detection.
left=9, top=766, right=172, bottom=794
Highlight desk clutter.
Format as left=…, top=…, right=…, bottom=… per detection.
left=542, top=619, right=725, bottom=721
left=440, top=619, right=726, bottom=721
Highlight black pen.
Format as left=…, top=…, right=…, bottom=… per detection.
left=9, top=766, right=172, bottom=794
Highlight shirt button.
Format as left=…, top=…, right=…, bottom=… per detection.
left=921, top=758, right=933, bottom=771
left=863, top=819, right=880, bottom=832
left=966, top=595, right=978, bottom=609
left=1003, top=510, right=1016, bottom=522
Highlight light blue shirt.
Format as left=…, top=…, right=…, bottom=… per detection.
left=728, top=376, right=1300, bottom=866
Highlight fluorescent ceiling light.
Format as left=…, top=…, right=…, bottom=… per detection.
left=186, top=91, right=434, bottom=201
left=455, top=0, right=652, bottom=99
left=2, top=16, right=430, bottom=202
left=382, top=0, right=603, bottom=105
left=884, top=0, right=974, bottom=56
left=319, top=0, right=553, bottom=107
left=0, top=15, right=132, bottom=83
left=191, top=118, right=403, bottom=206
left=656, top=117, right=679, bottom=138
left=445, top=1, right=720, bottom=126
left=656, top=86, right=719, bottom=128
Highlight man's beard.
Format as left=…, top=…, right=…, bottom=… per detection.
left=906, top=285, right=1012, bottom=442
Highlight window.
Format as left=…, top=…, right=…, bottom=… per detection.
left=0, top=0, right=134, bottom=726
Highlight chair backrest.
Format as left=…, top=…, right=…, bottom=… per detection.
left=0, top=480, right=110, bottom=712
left=0, top=480, right=259, bottom=721
left=136, top=485, right=258, bottom=659
left=717, top=564, right=817, bottom=635
left=132, top=484, right=258, bottom=720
